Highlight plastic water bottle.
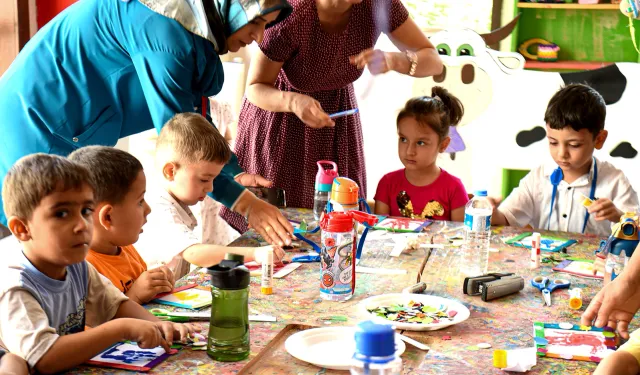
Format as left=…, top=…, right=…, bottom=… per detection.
left=207, top=254, right=250, bottom=362
left=314, top=161, right=339, bottom=220
left=350, top=321, right=402, bottom=375
left=461, top=190, right=492, bottom=276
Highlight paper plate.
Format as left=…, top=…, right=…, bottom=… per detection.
left=361, top=293, right=470, bottom=331
left=284, top=327, right=405, bottom=370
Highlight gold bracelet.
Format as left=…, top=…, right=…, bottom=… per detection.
left=405, top=50, right=418, bottom=76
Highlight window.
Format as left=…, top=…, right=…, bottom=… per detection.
left=403, top=0, right=494, bottom=34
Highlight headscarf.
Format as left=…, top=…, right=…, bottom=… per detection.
left=139, top=0, right=292, bottom=54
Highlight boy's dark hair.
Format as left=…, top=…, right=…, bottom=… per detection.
left=156, top=113, right=231, bottom=165
left=68, top=146, right=143, bottom=204
left=2, top=154, right=94, bottom=219
left=544, top=83, right=606, bottom=136
left=397, top=86, right=464, bottom=141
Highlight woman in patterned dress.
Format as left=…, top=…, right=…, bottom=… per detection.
left=222, top=0, right=442, bottom=231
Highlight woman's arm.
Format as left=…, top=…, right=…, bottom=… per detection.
left=245, top=50, right=333, bottom=128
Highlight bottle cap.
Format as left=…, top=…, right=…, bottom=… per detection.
left=261, top=286, right=273, bottom=294
left=316, top=161, right=339, bottom=191
left=474, top=190, right=488, bottom=197
left=493, top=349, right=507, bottom=368
left=330, top=177, right=359, bottom=205
left=207, top=253, right=250, bottom=290
left=319, top=211, right=355, bottom=233
left=354, top=321, right=396, bottom=359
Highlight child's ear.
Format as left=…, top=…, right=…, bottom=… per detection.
left=97, top=204, right=114, bottom=230
left=162, top=162, right=177, bottom=181
left=439, top=136, right=451, bottom=153
left=594, top=130, right=608, bottom=150
left=7, top=216, right=30, bottom=241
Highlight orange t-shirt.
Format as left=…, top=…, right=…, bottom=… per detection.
left=86, top=245, right=147, bottom=293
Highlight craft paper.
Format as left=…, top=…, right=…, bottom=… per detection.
left=506, top=232, right=577, bottom=253
left=86, top=342, right=174, bottom=372
left=152, top=286, right=211, bottom=309
left=553, top=259, right=604, bottom=279
left=533, top=322, right=616, bottom=362
left=374, top=217, right=432, bottom=233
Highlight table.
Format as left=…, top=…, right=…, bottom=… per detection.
left=73, top=208, right=623, bottom=374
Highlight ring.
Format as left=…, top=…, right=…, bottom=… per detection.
left=265, top=226, right=273, bottom=232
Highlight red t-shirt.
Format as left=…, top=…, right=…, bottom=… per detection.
left=374, top=169, right=469, bottom=221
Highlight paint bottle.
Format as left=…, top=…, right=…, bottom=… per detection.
left=350, top=321, right=402, bottom=375
left=530, top=232, right=541, bottom=269
left=569, top=288, right=582, bottom=310
left=260, top=249, right=273, bottom=295
left=206, top=254, right=250, bottom=362
left=493, top=350, right=507, bottom=368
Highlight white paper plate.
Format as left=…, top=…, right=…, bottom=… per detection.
left=284, top=327, right=406, bottom=370
left=361, top=293, right=470, bottom=331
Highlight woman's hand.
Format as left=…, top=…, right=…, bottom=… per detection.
left=349, top=49, right=393, bottom=75
left=235, top=173, right=274, bottom=188
left=290, top=94, right=334, bottom=128
left=235, top=193, right=294, bottom=246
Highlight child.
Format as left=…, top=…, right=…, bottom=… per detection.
left=68, top=146, right=175, bottom=304
left=491, top=84, right=639, bottom=237
left=374, top=87, right=469, bottom=222
left=0, top=154, right=193, bottom=373
left=0, top=350, right=28, bottom=375
left=135, top=113, right=284, bottom=279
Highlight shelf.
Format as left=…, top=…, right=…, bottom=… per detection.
left=517, top=3, right=621, bottom=10
left=524, top=60, right=614, bottom=70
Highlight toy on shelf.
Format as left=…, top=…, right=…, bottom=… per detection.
left=620, top=0, right=640, bottom=18
left=519, top=39, right=560, bottom=62
left=596, top=212, right=639, bottom=284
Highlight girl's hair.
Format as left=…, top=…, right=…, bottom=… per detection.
left=397, top=86, right=464, bottom=142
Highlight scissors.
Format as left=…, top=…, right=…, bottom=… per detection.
left=291, top=254, right=321, bottom=263
left=531, top=276, right=570, bottom=306
left=149, top=308, right=191, bottom=322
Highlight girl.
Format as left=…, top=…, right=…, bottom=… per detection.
left=374, top=87, right=469, bottom=222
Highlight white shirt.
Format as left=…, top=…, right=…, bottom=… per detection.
left=135, top=187, right=239, bottom=279
left=499, top=157, right=639, bottom=238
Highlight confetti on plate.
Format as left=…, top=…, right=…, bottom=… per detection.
left=367, top=301, right=458, bottom=325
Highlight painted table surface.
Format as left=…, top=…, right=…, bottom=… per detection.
left=70, top=208, right=631, bottom=375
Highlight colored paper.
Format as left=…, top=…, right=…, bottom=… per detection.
left=152, top=286, right=211, bottom=309
left=553, top=259, right=604, bottom=279
left=86, top=342, right=175, bottom=372
left=533, top=322, right=617, bottom=362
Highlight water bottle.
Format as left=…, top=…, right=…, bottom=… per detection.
left=314, top=161, right=339, bottom=220
left=350, top=321, right=402, bottom=375
left=207, top=253, right=250, bottom=362
left=319, top=211, right=357, bottom=302
left=461, top=190, right=493, bottom=277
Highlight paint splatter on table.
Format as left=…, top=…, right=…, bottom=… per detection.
left=69, top=208, right=635, bottom=374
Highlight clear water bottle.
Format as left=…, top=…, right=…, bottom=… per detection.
left=314, top=161, right=338, bottom=220
left=461, top=190, right=493, bottom=277
left=350, top=321, right=402, bottom=375
left=206, top=254, right=250, bottom=362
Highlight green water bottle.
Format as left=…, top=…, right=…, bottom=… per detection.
left=206, top=253, right=250, bottom=362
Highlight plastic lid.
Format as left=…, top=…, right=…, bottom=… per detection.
left=330, top=177, right=359, bottom=205
left=474, top=190, right=488, bottom=197
left=354, top=321, right=396, bottom=358
left=207, top=254, right=250, bottom=290
left=319, top=211, right=354, bottom=233
left=316, top=161, right=339, bottom=187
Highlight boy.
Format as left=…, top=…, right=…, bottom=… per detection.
left=491, top=84, right=638, bottom=237
left=68, top=146, right=175, bottom=304
left=0, top=154, right=193, bottom=373
left=135, top=113, right=284, bottom=279
left=0, top=350, right=28, bottom=375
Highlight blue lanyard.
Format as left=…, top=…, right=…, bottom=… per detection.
left=547, top=158, right=598, bottom=234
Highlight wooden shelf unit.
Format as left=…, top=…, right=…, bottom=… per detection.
left=524, top=60, right=614, bottom=70
left=517, top=3, right=620, bottom=10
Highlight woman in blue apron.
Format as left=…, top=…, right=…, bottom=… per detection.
left=0, top=0, right=294, bottom=245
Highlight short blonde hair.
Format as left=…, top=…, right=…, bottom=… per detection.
left=156, top=113, right=231, bottom=165
left=2, top=154, right=94, bottom=219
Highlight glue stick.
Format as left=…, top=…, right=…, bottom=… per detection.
left=530, top=233, right=541, bottom=269
left=569, top=288, right=582, bottom=310
left=493, top=350, right=507, bottom=369
left=261, top=249, right=273, bottom=295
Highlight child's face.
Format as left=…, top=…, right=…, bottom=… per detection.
left=546, top=125, right=607, bottom=176
left=101, top=170, right=151, bottom=246
left=170, top=161, right=224, bottom=206
left=397, top=117, right=448, bottom=171
left=19, top=184, right=94, bottom=277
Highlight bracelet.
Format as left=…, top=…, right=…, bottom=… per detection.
left=405, top=50, right=418, bottom=76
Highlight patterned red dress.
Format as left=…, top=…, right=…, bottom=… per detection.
left=223, top=0, right=409, bottom=232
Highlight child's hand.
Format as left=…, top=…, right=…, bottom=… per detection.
left=126, top=268, right=174, bottom=304
left=124, top=319, right=171, bottom=352
left=587, top=198, right=623, bottom=223
left=254, top=245, right=284, bottom=264
left=154, top=321, right=199, bottom=344
left=154, top=265, right=175, bottom=288
left=273, top=246, right=286, bottom=264
left=593, top=254, right=606, bottom=275
left=486, top=196, right=502, bottom=209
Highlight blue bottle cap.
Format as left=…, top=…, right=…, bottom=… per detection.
left=354, top=321, right=395, bottom=358
left=474, top=190, right=488, bottom=197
